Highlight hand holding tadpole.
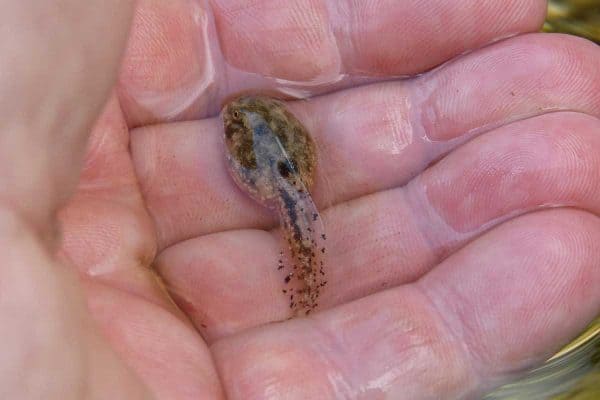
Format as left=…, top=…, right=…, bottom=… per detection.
left=2, top=1, right=600, bottom=399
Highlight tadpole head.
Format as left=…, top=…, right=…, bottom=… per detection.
left=221, top=97, right=257, bottom=170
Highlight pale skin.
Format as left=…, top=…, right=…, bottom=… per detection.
left=2, top=0, right=600, bottom=399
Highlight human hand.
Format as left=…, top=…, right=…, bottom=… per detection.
left=3, top=1, right=599, bottom=399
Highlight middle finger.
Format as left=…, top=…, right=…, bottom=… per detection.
left=131, top=33, right=600, bottom=250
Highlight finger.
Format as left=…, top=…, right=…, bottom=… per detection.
left=85, top=281, right=225, bottom=399
left=58, top=95, right=225, bottom=397
left=417, top=210, right=600, bottom=388
left=0, top=1, right=159, bottom=399
left=210, top=0, right=544, bottom=79
left=210, top=209, right=600, bottom=400
left=0, top=0, right=134, bottom=231
left=57, top=94, right=164, bottom=307
left=131, top=33, right=600, bottom=249
left=0, top=1, right=151, bottom=398
left=119, top=0, right=546, bottom=126
left=156, top=111, right=600, bottom=340
left=0, top=210, right=150, bottom=399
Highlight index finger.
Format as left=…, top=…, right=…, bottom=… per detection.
left=118, top=0, right=546, bottom=126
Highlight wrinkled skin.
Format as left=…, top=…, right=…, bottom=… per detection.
left=1, top=1, right=600, bottom=399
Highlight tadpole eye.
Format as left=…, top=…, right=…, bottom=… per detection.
left=277, top=160, right=292, bottom=178
left=232, top=110, right=241, bottom=119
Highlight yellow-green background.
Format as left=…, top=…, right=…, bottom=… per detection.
left=545, top=0, right=599, bottom=43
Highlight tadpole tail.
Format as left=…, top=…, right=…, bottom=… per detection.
left=276, top=180, right=327, bottom=315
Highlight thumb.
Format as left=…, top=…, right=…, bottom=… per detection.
left=0, top=0, right=133, bottom=231
left=0, top=1, right=151, bottom=398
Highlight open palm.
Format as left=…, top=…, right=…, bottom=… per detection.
left=3, top=1, right=600, bottom=399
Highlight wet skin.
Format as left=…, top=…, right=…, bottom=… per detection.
left=222, top=95, right=326, bottom=315
left=18, top=1, right=600, bottom=399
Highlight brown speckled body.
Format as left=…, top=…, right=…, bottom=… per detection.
left=222, top=95, right=326, bottom=315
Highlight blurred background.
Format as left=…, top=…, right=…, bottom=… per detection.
left=485, top=1, right=599, bottom=398
left=544, top=0, right=599, bottom=43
